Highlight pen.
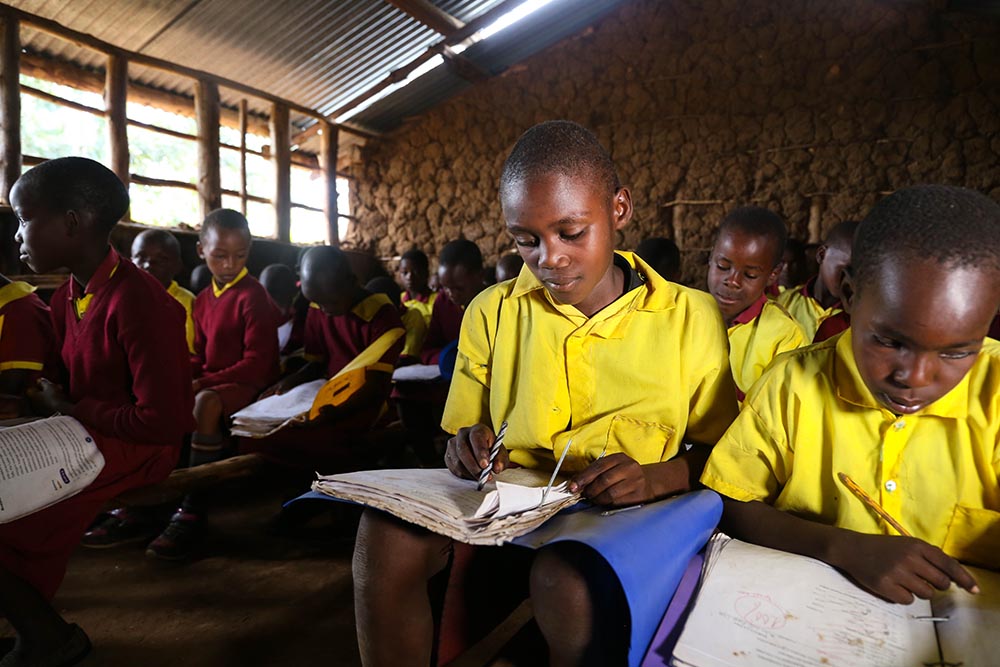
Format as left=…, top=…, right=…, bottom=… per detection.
left=476, top=420, right=508, bottom=491
left=601, top=504, right=643, bottom=516
left=540, top=438, right=573, bottom=505
left=837, top=472, right=912, bottom=537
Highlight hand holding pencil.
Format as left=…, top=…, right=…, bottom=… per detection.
left=444, top=422, right=510, bottom=483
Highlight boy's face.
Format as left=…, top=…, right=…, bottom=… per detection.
left=197, top=227, right=250, bottom=285
left=11, top=182, right=72, bottom=274
left=817, top=242, right=851, bottom=302
left=437, top=264, right=483, bottom=309
left=398, top=259, right=427, bottom=295
left=502, top=173, right=630, bottom=317
left=707, top=228, right=781, bottom=324
left=846, top=258, right=998, bottom=415
left=131, top=235, right=179, bottom=288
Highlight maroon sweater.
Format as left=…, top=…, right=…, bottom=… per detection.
left=420, top=291, right=464, bottom=364
left=53, top=249, right=195, bottom=446
left=192, top=273, right=280, bottom=390
left=304, top=293, right=404, bottom=377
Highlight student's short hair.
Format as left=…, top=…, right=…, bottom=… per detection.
left=201, top=208, right=250, bottom=240
left=499, top=120, right=621, bottom=202
left=366, top=276, right=402, bottom=308
left=400, top=248, right=429, bottom=273
left=190, top=264, right=212, bottom=293
left=302, top=245, right=355, bottom=285
left=260, top=263, right=298, bottom=306
left=18, top=157, right=128, bottom=232
left=823, top=220, right=860, bottom=251
left=133, top=228, right=181, bottom=257
left=635, top=237, right=681, bottom=279
left=438, top=239, right=483, bottom=273
left=718, top=207, right=788, bottom=268
left=497, top=253, right=525, bottom=274
left=853, top=185, right=1000, bottom=289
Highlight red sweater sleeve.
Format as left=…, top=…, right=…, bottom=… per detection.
left=72, top=287, right=195, bottom=445
left=198, top=289, right=279, bottom=388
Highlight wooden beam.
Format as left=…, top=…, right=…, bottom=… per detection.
left=195, top=79, right=221, bottom=219
left=385, top=0, right=464, bottom=35
left=320, top=121, right=339, bottom=246
left=441, top=45, right=489, bottom=83
left=238, top=98, right=247, bottom=217
left=105, top=53, right=129, bottom=196
left=270, top=102, right=291, bottom=242
left=0, top=12, right=20, bottom=205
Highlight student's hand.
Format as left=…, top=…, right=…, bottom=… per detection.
left=445, top=424, right=508, bottom=481
left=568, top=453, right=654, bottom=507
left=26, top=378, right=74, bottom=416
left=834, top=533, right=979, bottom=604
left=192, top=378, right=204, bottom=393
left=297, top=404, right=339, bottom=428
left=261, top=377, right=299, bottom=399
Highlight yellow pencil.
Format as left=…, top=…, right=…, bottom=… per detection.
left=837, top=472, right=912, bottom=537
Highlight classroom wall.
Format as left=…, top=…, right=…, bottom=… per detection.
left=344, top=0, right=1000, bottom=286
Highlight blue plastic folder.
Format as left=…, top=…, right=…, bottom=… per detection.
left=289, top=488, right=721, bottom=667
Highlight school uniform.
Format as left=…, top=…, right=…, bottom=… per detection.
left=989, top=312, right=999, bottom=341
left=443, top=251, right=739, bottom=472
left=191, top=268, right=280, bottom=415
left=399, top=303, right=428, bottom=359
left=402, top=290, right=437, bottom=327
left=701, top=330, right=1000, bottom=567
left=727, top=294, right=807, bottom=401
left=167, top=280, right=197, bottom=354
left=420, top=291, right=464, bottom=364
left=0, top=280, right=59, bottom=382
left=239, top=293, right=404, bottom=472
left=0, top=249, right=194, bottom=599
left=776, top=277, right=843, bottom=341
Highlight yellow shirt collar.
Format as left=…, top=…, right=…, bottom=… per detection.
left=73, top=248, right=120, bottom=320
left=212, top=267, right=248, bottom=298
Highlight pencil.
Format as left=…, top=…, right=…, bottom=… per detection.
left=837, top=472, right=912, bottom=537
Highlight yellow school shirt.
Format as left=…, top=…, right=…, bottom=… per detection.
left=442, top=251, right=739, bottom=472
left=727, top=294, right=807, bottom=399
left=167, top=280, right=197, bottom=354
left=402, top=291, right=437, bottom=327
left=400, top=304, right=428, bottom=358
left=701, top=331, right=1000, bottom=567
left=776, top=279, right=842, bottom=341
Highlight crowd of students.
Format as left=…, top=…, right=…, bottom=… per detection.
left=0, top=118, right=998, bottom=666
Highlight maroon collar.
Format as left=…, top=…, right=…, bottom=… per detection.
left=70, top=247, right=119, bottom=300
left=732, top=293, right=768, bottom=326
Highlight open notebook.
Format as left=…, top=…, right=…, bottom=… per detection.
left=672, top=534, right=1000, bottom=667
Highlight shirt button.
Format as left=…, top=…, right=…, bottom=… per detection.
left=893, top=420, right=905, bottom=431
left=884, top=480, right=897, bottom=492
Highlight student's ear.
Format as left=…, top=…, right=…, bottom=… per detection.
left=814, top=244, right=828, bottom=267
left=196, top=241, right=205, bottom=260
left=63, top=209, right=81, bottom=237
left=840, top=265, right=857, bottom=314
left=612, top=187, right=633, bottom=231
left=766, top=261, right=784, bottom=287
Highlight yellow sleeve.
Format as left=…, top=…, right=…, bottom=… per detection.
left=440, top=288, right=498, bottom=434
left=401, top=306, right=428, bottom=358
left=681, top=292, right=741, bottom=446
left=700, top=376, right=794, bottom=503
left=741, top=306, right=808, bottom=395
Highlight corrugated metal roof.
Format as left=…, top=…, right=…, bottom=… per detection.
left=7, top=0, right=626, bottom=140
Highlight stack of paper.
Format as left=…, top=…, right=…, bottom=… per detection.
left=311, top=467, right=579, bottom=545
left=230, top=379, right=326, bottom=438
left=391, top=364, right=442, bottom=382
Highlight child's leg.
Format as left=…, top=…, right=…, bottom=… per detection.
left=0, top=565, right=87, bottom=664
left=530, top=543, right=630, bottom=667
left=353, top=508, right=452, bottom=666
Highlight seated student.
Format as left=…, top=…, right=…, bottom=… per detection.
left=241, top=247, right=404, bottom=474
left=353, top=120, right=738, bottom=666
left=635, top=236, right=682, bottom=282
left=701, top=184, right=1000, bottom=605
left=189, top=262, right=212, bottom=294
left=776, top=237, right=808, bottom=292
left=398, top=248, right=436, bottom=326
left=260, top=263, right=301, bottom=354
left=777, top=220, right=859, bottom=342
left=0, top=273, right=59, bottom=417
left=707, top=207, right=807, bottom=400
left=421, top=239, right=485, bottom=364
left=146, top=209, right=279, bottom=560
left=366, top=275, right=426, bottom=364
left=2, top=157, right=193, bottom=664
left=494, top=252, right=525, bottom=283
left=131, top=228, right=196, bottom=353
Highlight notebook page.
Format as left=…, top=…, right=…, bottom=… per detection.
left=672, top=539, right=938, bottom=667
left=933, top=565, right=1000, bottom=666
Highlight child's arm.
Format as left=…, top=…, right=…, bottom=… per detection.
left=196, top=290, right=278, bottom=388
left=567, top=447, right=711, bottom=507
left=721, top=497, right=979, bottom=604
left=445, top=423, right=510, bottom=479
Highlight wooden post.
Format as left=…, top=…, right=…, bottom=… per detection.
left=808, top=196, right=824, bottom=244
left=671, top=203, right=685, bottom=248
left=238, top=98, right=247, bottom=217
left=0, top=12, right=20, bottom=205
left=270, top=102, right=291, bottom=242
left=195, top=79, right=221, bottom=220
left=320, top=121, right=340, bottom=246
left=104, top=53, right=129, bottom=203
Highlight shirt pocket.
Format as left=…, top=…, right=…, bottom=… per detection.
left=605, top=415, right=677, bottom=464
left=942, top=505, right=1000, bottom=569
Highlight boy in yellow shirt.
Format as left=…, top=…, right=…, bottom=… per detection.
left=353, top=121, right=738, bottom=665
left=777, top=220, right=858, bottom=341
left=701, top=184, right=1000, bottom=605
left=130, top=229, right=196, bottom=354
left=706, top=207, right=806, bottom=399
